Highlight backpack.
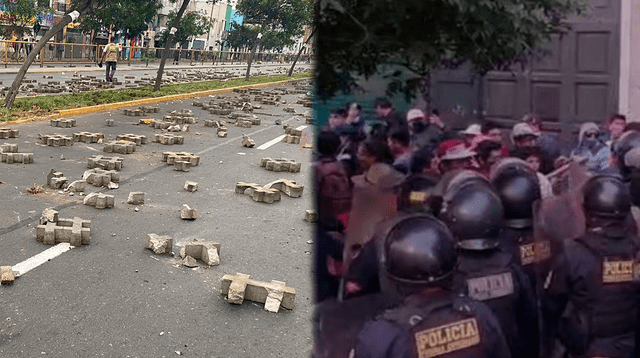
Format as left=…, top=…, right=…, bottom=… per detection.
left=316, top=158, right=353, bottom=219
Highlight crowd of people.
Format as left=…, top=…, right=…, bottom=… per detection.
left=312, top=98, right=640, bottom=358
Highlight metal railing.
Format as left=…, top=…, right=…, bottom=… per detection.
left=0, top=40, right=313, bottom=68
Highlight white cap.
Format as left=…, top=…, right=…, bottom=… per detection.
left=406, top=108, right=425, bottom=122
left=461, top=124, right=482, bottom=136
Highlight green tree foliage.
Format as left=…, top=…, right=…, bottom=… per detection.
left=234, top=0, right=311, bottom=45
left=158, top=10, right=212, bottom=47
left=73, top=0, right=159, bottom=40
left=0, top=0, right=51, bottom=39
left=315, top=0, right=588, bottom=101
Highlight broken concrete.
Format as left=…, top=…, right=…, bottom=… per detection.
left=73, top=132, right=104, bottom=143
left=50, top=118, right=77, bottom=128
left=35, top=216, right=91, bottom=247
left=180, top=205, right=197, bottom=220
left=39, top=208, right=59, bottom=225
left=83, top=169, right=119, bottom=187
left=1, top=266, right=17, bottom=285
left=179, top=238, right=220, bottom=266
left=0, top=128, right=19, bottom=138
left=264, top=179, right=304, bottom=198
left=242, top=134, right=255, bottom=148
left=106, top=118, right=114, bottom=127
left=47, top=169, right=67, bottom=189
left=220, top=273, right=295, bottom=313
left=87, top=155, right=124, bottom=171
left=83, top=192, right=115, bottom=209
left=144, top=233, right=173, bottom=255
left=40, top=134, right=73, bottom=147
left=154, top=133, right=184, bottom=145
left=103, top=140, right=136, bottom=154
left=182, top=256, right=198, bottom=267
left=260, top=158, right=301, bottom=173
left=1, top=152, right=34, bottom=164
left=116, top=134, right=148, bottom=146
left=305, top=210, right=318, bottom=223
left=235, top=182, right=282, bottom=204
left=127, top=192, right=145, bottom=205
left=66, top=180, right=87, bottom=193
left=184, top=181, right=198, bottom=192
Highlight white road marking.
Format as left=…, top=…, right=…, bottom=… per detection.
left=257, top=125, right=308, bottom=150
left=12, top=243, right=73, bottom=277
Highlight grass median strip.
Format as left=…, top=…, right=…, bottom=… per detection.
left=0, top=72, right=312, bottom=123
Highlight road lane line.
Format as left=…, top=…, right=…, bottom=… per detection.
left=12, top=243, right=72, bottom=277
left=257, top=125, right=309, bottom=150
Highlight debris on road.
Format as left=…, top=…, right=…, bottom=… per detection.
left=179, top=238, right=220, bottom=266
left=220, top=273, right=295, bottom=313
left=127, top=192, right=145, bottom=205
left=47, top=169, right=67, bottom=189
left=36, top=216, right=91, bottom=247
left=154, top=133, right=184, bottom=145
left=180, top=205, right=197, bottom=220
left=0, top=128, right=19, bottom=138
left=39, top=208, right=59, bottom=225
left=1, top=266, right=17, bottom=285
left=116, top=134, right=148, bottom=146
left=40, top=134, right=73, bottom=147
left=241, top=134, right=255, bottom=148
left=103, top=140, right=136, bottom=154
left=73, top=132, right=104, bottom=144
left=105, top=118, right=114, bottom=127
left=260, top=158, right=301, bottom=173
left=145, top=234, right=173, bottom=255
left=87, top=155, right=124, bottom=171
left=83, top=192, right=115, bottom=209
left=1, top=152, right=34, bottom=164
left=83, top=169, right=119, bottom=187
left=184, top=181, right=198, bottom=192
left=305, top=210, right=318, bottom=223
left=235, top=182, right=281, bottom=204
left=27, top=182, right=45, bottom=194
left=50, top=119, right=77, bottom=128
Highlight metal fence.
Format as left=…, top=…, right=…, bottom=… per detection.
left=0, top=40, right=313, bottom=68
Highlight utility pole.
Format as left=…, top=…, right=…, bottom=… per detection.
left=205, top=0, right=216, bottom=50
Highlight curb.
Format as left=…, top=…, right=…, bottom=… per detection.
left=1, top=76, right=311, bottom=126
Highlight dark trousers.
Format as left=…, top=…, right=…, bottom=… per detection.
left=105, top=61, right=116, bottom=81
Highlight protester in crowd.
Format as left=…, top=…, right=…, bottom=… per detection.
left=480, top=121, right=510, bottom=156
left=602, top=113, right=627, bottom=148
left=406, top=108, right=444, bottom=151
left=386, top=127, right=412, bottom=175
left=570, top=122, right=610, bottom=174
left=522, top=113, right=564, bottom=173
left=436, top=138, right=477, bottom=174
left=461, top=123, right=482, bottom=148
left=514, top=146, right=554, bottom=198
left=475, top=140, right=504, bottom=179
left=373, top=97, right=404, bottom=132
left=314, top=130, right=353, bottom=225
left=327, top=108, right=348, bottom=130
left=356, top=139, right=395, bottom=173
left=346, top=102, right=363, bottom=124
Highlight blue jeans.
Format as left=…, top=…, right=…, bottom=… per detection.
left=105, top=61, right=116, bottom=81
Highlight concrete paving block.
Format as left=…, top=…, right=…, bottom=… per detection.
left=264, top=179, right=304, bottom=198
left=220, top=273, right=296, bottom=312
left=180, top=204, right=197, bottom=220
left=236, top=120, right=252, bottom=128
left=50, top=176, right=67, bottom=189
left=116, top=134, right=148, bottom=146
left=249, top=188, right=281, bottom=203
left=39, top=208, right=58, bottom=225
left=1, top=266, right=17, bottom=285
left=67, top=180, right=86, bottom=193
left=174, top=160, right=190, bottom=172
left=73, top=131, right=104, bottom=143
left=47, top=169, right=64, bottom=188
left=242, top=134, right=255, bottom=148
left=145, top=233, right=173, bottom=255
left=127, top=192, right=145, bottom=205
left=162, top=152, right=200, bottom=166
left=261, top=158, right=301, bottom=173
left=305, top=210, right=318, bottom=223
left=40, top=134, right=73, bottom=147
left=179, top=238, right=221, bottom=266
left=35, top=217, right=91, bottom=247
left=83, top=192, right=114, bottom=209
left=106, top=119, right=114, bottom=127
left=103, top=140, right=136, bottom=154
left=0, top=143, right=18, bottom=153
left=50, top=119, right=77, bottom=128
left=184, top=181, right=198, bottom=192
left=83, top=169, right=119, bottom=187
left=235, top=182, right=261, bottom=194
left=87, top=155, right=123, bottom=171
left=283, top=107, right=295, bottom=113
left=217, top=131, right=227, bottom=138
left=0, top=128, right=19, bottom=139
left=1, top=152, right=33, bottom=164
left=182, top=256, right=198, bottom=267
left=154, top=134, right=184, bottom=145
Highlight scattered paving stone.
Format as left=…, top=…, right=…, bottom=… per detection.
left=127, top=192, right=145, bottom=205
left=39, top=208, right=59, bottom=225
left=0, top=129, right=18, bottom=139
left=87, top=155, right=124, bottom=171
left=66, top=180, right=87, bottom=193
left=40, top=134, right=73, bottom=147
left=180, top=204, right=197, bottom=220
left=145, top=233, right=173, bottom=255
left=83, top=192, right=115, bottom=209
left=161, top=152, right=200, bottom=167
left=241, top=134, right=255, bottom=148
left=83, top=169, right=119, bottom=187
left=115, top=134, right=148, bottom=146
left=220, top=273, right=295, bottom=313
left=179, top=238, right=220, bottom=266
left=154, top=133, right=184, bottom=145
left=260, top=158, right=301, bottom=173
left=73, top=132, right=104, bottom=143
left=1, top=266, right=17, bottom=285
left=182, top=256, right=198, bottom=267
left=1, top=152, right=34, bottom=164
left=36, top=216, right=91, bottom=247
left=50, top=119, right=77, bottom=128
left=103, top=140, right=136, bottom=154
left=47, top=169, right=67, bottom=189
left=184, top=181, right=198, bottom=192
left=106, top=119, right=114, bottom=127
left=305, top=210, right=318, bottom=223
left=0, top=143, right=18, bottom=153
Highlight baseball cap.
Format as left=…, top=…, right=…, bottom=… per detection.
left=461, top=124, right=482, bottom=136
left=406, top=109, right=426, bottom=122
left=438, top=139, right=476, bottom=161
left=511, top=122, right=540, bottom=139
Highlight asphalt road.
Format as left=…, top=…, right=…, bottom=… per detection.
left=0, top=62, right=313, bottom=95
left=0, top=80, right=315, bottom=357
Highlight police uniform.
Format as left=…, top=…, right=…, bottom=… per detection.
left=454, top=249, right=539, bottom=358
left=354, top=291, right=511, bottom=358
left=542, top=175, right=640, bottom=358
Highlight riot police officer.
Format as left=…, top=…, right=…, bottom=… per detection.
left=441, top=179, right=539, bottom=358
left=492, top=159, right=551, bottom=292
left=611, top=130, right=640, bottom=180
left=542, top=175, right=640, bottom=358
left=354, top=213, right=511, bottom=358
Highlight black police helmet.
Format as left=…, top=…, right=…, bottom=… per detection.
left=442, top=184, right=504, bottom=250
left=382, top=214, right=456, bottom=285
left=613, top=131, right=640, bottom=166
left=582, top=175, right=631, bottom=219
left=492, top=162, right=541, bottom=225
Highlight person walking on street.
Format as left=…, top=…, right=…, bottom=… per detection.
left=100, top=40, right=121, bottom=82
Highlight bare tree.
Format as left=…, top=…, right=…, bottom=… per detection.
left=154, top=0, right=192, bottom=92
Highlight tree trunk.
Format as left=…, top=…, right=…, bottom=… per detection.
left=476, top=74, right=485, bottom=120
left=154, top=0, right=191, bottom=92
left=244, top=36, right=261, bottom=82
left=288, top=26, right=315, bottom=77
left=4, top=7, right=88, bottom=109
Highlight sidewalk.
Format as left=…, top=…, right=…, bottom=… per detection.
left=0, top=60, right=314, bottom=75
